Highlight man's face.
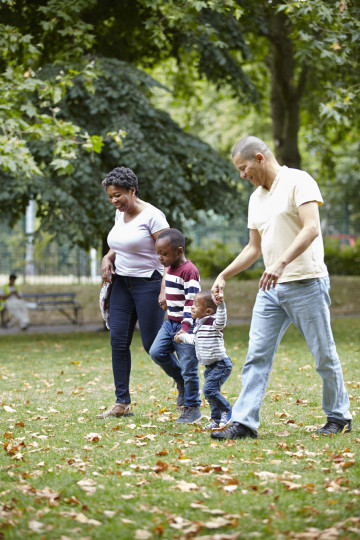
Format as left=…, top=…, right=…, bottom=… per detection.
left=233, top=152, right=267, bottom=188
left=156, top=237, right=180, bottom=267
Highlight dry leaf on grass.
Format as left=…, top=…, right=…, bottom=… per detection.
left=135, top=530, right=152, bottom=539
left=28, top=519, right=44, bottom=532
left=171, top=480, right=199, bottom=492
left=3, top=405, right=16, bottom=413
left=193, top=534, right=241, bottom=540
left=84, top=432, right=102, bottom=442
left=76, top=478, right=97, bottom=494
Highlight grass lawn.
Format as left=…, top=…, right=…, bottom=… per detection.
left=1, top=317, right=359, bottom=539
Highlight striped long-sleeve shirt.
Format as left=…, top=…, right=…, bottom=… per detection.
left=166, top=259, right=200, bottom=332
left=178, top=302, right=227, bottom=365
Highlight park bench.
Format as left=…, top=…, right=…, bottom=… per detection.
left=1, top=292, right=83, bottom=328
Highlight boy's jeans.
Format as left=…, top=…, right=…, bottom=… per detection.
left=149, top=319, right=201, bottom=407
left=232, top=276, right=352, bottom=435
left=203, top=357, right=232, bottom=423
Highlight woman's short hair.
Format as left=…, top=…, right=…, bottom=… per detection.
left=157, top=228, right=185, bottom=251
left=102, top=167, right=139, bottom=195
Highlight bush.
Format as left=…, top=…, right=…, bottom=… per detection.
left=188, top=240, right=264, bottom=280
left=324, top=237, right=360, bottom=275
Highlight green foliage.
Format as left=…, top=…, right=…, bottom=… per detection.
left=188, top=240, right=264, bottom=279
left=188, top=240, right=238, bottom=279
left=324, top=236, right=360, bottom=276
left=1, top=0, right=359, bottom=250
left=1, top=58, right=245, bottom=249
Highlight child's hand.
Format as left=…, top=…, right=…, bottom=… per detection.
left=174, top=330, right=185, bottom=343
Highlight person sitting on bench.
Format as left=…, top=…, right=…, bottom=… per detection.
left=0, top=274, right=30, bottom=330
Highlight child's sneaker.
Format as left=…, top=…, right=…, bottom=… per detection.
left=175, top=406, right=201, bottom=424
left=219, top=409, right=232, bottom=429
left=205, top=420, right=219, bottom=430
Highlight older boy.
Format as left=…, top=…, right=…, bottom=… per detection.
left=149, top=228, right=201, bottom=424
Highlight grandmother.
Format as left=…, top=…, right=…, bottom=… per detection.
left=96, top=167, right=169, bottom=419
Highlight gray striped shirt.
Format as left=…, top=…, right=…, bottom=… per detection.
left=178, top=302, right=227, bottom=365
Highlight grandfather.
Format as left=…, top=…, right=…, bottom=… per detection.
left=211, top=135, right=352, bottom=440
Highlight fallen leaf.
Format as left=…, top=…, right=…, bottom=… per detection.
left=135, top=530, right=152, bottom=539
left=85, top=433, right=102, bottom=442
left=77, top=478, right=97, bottom=494
left=28, top=520, right=44, bottom=532
left=172, top=480, right=199, bottom=492
left=3, top=405, right=16, bottom=413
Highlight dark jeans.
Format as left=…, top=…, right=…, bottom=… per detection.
left=203, top=357, right=233, bottom=423
left=109, top=271, right=165, bottom=403
left=149, top=319, right=201, bottom=407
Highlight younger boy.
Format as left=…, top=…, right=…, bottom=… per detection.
left=149, top=228, right=202, bottom=424
left=175, top=290, right=232, bottom=430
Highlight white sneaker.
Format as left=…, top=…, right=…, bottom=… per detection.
left=205, top=420, right=219, bottom=430
left=219, top=409, right=232, bottom=429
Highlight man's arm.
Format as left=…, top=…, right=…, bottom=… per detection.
left=259, top=201, right=320, bottom=291
left=212, top=228, right=262, bottom=302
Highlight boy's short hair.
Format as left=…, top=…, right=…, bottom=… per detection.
left=157, top=228, right=185, bottom=251
left=197, top=290, right=217, bottom=312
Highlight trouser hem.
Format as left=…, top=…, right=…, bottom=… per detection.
left=327, top=416, right=351, bottom=426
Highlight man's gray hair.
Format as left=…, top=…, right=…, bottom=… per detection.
left=232, top=136, right=272, bottom=161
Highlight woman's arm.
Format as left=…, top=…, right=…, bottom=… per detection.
left=152, top=228, right=169, bottom=310
left=101, top=249, right=116, bottom=282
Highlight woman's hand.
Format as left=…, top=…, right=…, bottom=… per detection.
left=101, top=250, right=115, bottom=282
left=158, top=290, right=167, bottom=311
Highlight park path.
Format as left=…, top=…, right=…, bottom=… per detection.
left=1, top=314, right=359, bottom=336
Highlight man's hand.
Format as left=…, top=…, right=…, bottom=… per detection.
left=211, top=274, right=226, bottom=303
left=259, top=261, right=286, bottom=291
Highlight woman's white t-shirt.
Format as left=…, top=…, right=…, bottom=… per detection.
left=107, top=204, right=169, bottom=277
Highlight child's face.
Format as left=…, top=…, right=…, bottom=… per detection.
left=156, top=237, right=182, bottom=267
left=191, top=294, right=212, bottom=320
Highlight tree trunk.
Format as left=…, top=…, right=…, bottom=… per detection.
left=267, top=9, right=304, bottom=169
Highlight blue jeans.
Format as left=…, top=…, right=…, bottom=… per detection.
left=109, top=271, right=165, bottom=404
left=232, top=276, right=352, bottom=435
left=203, top=357, right=232, bottom=423
left=149, top=319, right=201, bottom=407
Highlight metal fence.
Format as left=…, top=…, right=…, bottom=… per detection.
left=0, top=241, right=102, bottom=284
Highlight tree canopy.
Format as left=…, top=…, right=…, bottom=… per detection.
left=0, top=0, right=359, bottom=247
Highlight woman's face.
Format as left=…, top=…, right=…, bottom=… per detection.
left=107, top=185, right=135, bottom=213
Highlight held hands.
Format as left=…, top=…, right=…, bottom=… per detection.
left=174, top=330, right=185, bottom=343
left=158, top=290, right=167, bottom=311
left=211, top=274, right=225, bottom=305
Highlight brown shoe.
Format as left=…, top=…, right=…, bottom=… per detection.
left=95, top=403, right=134, bottom=419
